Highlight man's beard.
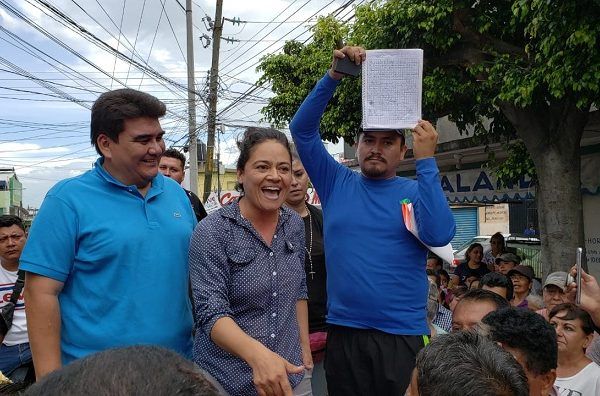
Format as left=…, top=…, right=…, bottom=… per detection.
left=360, top=162, right=388, bottom=178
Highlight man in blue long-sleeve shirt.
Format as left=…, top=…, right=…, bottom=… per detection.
left=289, top=46, right=456, bottom=396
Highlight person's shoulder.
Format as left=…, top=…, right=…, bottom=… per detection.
left=586, top=361, right=600, bottom=374
left=281, top=207, right=305, bottom=237
left=306, top=203, right=322, bottom=215
left=197, top=202, right=237, bottom=231
left=47, top=169, right=95, bottom=196
left=183, top=188, right=200, bottom=200
left=160, top=176, right=185, bottom=192
left=281, top=206, right=303, bottom=225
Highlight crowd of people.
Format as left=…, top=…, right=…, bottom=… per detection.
left=423, top=241, right=600, bottom=395
left=0, top=45, right=598, bottom=396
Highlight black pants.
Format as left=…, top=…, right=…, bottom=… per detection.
left=325, top=325, right=425, bottom=396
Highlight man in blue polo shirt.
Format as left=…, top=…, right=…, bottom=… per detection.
left=20, top=89, right=196, bottom=379
left=289, top=46, right=456, bottom=395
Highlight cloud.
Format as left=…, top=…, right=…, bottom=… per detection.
left=1, top=0, right=348, bottom=208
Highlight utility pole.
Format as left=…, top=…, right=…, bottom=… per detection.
left=186, top=0, right=198, bottom=196
left=203, top=0, right=223, bottom=202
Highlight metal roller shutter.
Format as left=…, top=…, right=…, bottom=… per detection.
left=451, top=207, right=479, bottom=248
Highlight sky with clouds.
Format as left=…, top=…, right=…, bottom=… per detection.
left=0, top=0, right=350, bottom=208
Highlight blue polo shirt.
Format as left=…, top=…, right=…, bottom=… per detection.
left=20, top=158, right=196, bottom=363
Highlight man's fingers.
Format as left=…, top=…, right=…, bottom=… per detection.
left=333, top=49, right=346, bottom=60
left=336, top=46, right=366, bottom=64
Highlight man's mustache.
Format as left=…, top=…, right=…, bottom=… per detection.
left=366, top=155, right=386, bottom=163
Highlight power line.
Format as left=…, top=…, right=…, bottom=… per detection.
left=110, top=0, right=128, bottom=89
left=63, top=0, right=192, bottom=103
left=219, top=0, right=313, bottom=71
left=0, top=56, right=91, bottom=109
left=224, top=17, right=317, bottom=24
left=216, top=1, right=360, bottom=123
left=159, top=0, right=187, bottom=63
left=126, top=0, right=147, bottom=84
left=1, top=0, right=208, bottom=117
left=221, top=0, right=352, bottom=79
left=219, top=0, right=301, bottom=65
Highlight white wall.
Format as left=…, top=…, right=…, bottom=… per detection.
left=584, top=194, right=600, bottom=279
left=478, top=204, right=510, bottom=236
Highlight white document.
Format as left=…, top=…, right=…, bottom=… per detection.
left=362, top=49, right=423, bottom=130
left=401, top=200, right=454, bottom=264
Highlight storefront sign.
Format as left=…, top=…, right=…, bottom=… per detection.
left=440, top=169, right=535, bottom=203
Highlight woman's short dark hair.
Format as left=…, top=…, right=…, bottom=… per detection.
left=465, top=243, right=484, bottom=261
left=490, top=232, right=506, bottom=249
left=437, top=269, right=450, bottom=280
left=549, top=303, right=595, bottom=335
left=90, top=89, right=166, bottom=156
left=235, top=127, right=291, bottom=192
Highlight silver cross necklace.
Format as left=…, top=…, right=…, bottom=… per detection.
left=305, top=204, right=315, bottom=280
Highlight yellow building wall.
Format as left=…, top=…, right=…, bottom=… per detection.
left=195, top=168, right=238, bottom=200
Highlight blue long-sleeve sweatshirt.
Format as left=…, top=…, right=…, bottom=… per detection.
left=289, top=73, right=456, bottom=335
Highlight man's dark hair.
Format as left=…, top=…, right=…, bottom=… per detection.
left=480, top=272, right=514, bottom=301
left=0, top=215, right=25, bottom=232
left=162, top=148, right=187, bottom=169
left=24, top=346, right=221, bottom=396
left=490, top=232, right=506, bottom=250
left=236, top=127, right=291, bottom=192
left=549, top=302, right=595, bottom=335
left=460, top=288, right=510, bottom=310
left=427, top=254, right=443, bottom=269
left=415, top=331, right=528, bottom=396
left=481, top=307, right=558, bottom=375
left=90, top=89, right=166, bottom=156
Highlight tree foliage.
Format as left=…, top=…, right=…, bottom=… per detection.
left=258, top=0, right=600, bottom=160
left=258, top=0, right=600, bottom=273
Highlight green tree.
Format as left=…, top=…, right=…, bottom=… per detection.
left=258, top=0, right=600, bottom=275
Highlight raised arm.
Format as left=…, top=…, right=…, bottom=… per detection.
left=412, top=120, right=456, bottom=246
left=289, top=46, right=366, bottom=205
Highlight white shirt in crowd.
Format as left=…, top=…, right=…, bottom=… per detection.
left=0, top=266, right=28, bottom=346
left=555, top=361, right=600, bottom=396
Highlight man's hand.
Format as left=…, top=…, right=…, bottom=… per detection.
left=329, top=46, right=366, bottom=81
left=412, top=120, right=438, bottom=160
left=566, top=266, right=600, bottom=321
left=248, top=347, right=305, bottom=396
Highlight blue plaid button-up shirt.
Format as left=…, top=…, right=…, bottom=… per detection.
left=190, top=201, right=307, bottom=395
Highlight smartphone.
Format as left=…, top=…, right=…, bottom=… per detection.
left=332, top=56, right=362, bottom=77
left=576, top=247, right=583, bottom=304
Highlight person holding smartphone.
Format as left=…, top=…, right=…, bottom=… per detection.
left=566, top=266, right=600, bottom=326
